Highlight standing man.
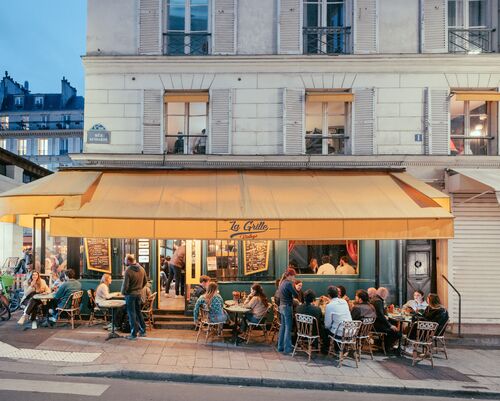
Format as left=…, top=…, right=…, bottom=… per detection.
left=170, top=242, right=186, bottom=298
left=121, top=254, right=148, bottom=340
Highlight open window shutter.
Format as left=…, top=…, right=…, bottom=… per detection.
left=353, top=0, right=378, bottom=54
left=278, top=0, right=302, bottom=55
left=283, top=88, right=304, bottom=154
left=143, top=90, right=162, bottom=154
left=210, top=89, right=232, bottom=154
left=352, top=88, right=375, bottom=155
left=139, top=0, right=162, bottom=55
left=425, top=89, right=449, bottom=155
left=213, top=0, right=236, bottom=55
left=421, top=0, right=447, bottom=53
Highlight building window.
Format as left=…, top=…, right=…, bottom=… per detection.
left=450, top=95, right=497, bottom=155
left=0, top=139, right=6, bottom=149
left=17, top=139, right=28, bottom=155
left=206, top=240, right=239, bottom=281
left=38, top=138, right=49, bottom=156
left=20, top=115, right=29, bottom=131
left=305, top=92, right=351, bottom=155
left=59, top=138, right=68, bottom=155
left=62, top=115, right=71, bottom=129
left=303, top=0, right=350, bottom=54
left=0, top=116, right=8, bottom=130
left=14, top=96, right=24, bottom=108
left=34, top=96, right=44, bottom=108
left=39, top=115, right=49, bottom=129
left=165, top=92, right=208, bottom=154
left=165, top=0, right=210, bottom=55
left=448, top=0, right=492, bottom=53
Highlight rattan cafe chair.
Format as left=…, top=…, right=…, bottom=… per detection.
left=404, top=320, right=439, bottom=368
left=55, top=290, right=84, bottom=329
left=292, top=313, right=321, bottom=362
left=328, top=320, right=362, bottom=368
left=357, top=317, right=375, bottom=360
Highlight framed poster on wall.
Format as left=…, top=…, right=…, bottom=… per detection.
left=84, top=238, right=112, bottom=273
left=243, top=240, right=270, bottom=275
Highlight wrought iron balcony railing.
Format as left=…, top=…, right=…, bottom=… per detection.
left=163, top=32, right=211, bottom=56
left=0, top=120, right=83, bottom=131
left=448, top=28, right=495, bottom=53
left=303, top=26, right=351, bottom=55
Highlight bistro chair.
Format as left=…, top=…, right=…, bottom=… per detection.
left=369, top=329, right=387, bottom=355
left=433, top=320, right=449, bottom=359
left=328, top=320, right=362, bottom=368
left=87, top=289, right=108, bottom=326
left=292, top=313, right=321, bottom=362
left=141, top=292, right=157, bottom=331
left=404, top=320, right=439, bottom=368
left=243, top=304, right=272, bottom=344
left=268, top=301, right=281, bottom=343
left=196, top=305, right=224, bottom=343
left=55, top=290, right=84, bottom=329
left=357, top=317, right=375, bottom=360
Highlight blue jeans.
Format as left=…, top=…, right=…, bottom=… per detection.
left=240, top=312, right=262, bottom=332
left=278, top=304, right=293, bottom=353
left=125, top=294, right=146, bottom=337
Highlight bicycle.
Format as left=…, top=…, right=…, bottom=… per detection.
left=0, top=275, right=13, bottom=321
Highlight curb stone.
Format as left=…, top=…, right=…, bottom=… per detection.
left=64, top=369, right=500, bottom=400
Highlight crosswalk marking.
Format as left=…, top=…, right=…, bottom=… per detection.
left=0, top=341, right=101, bottom=363
left=0, top=379, right=109, bottom=396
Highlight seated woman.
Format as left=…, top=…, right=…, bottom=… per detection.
left=240, top=283, right=269, bottom=332
left=193, top=282, right=228, bottom=325
left=408, top=293, right=449, bottom=339
left=95, top=273, right=125, bottom=330
left=402, top=289, right=428, bottom=313
left=17, top=271, right=50, bottom=329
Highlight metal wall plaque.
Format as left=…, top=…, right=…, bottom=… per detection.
left=87, top=124, right=111, bottom=144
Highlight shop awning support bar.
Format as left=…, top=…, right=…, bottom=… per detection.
left=441, top=274, right=462, bottom=338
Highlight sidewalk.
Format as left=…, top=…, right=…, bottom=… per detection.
left=1, top=318, right=500, bottom=399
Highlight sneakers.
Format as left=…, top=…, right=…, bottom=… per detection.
left=31, top=321, right=37, bottom=330
left=48, top=316, right=57, bottom=323
left=175, top=295, right=184, bottom=299
left=48, top=309, right=54, bottom=315
left=17, top=315, right=27, bottom=325
left=125, top=335, right=138, bottom=341
left=138, top=331, right=147, bottom=337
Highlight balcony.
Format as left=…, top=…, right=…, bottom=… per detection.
left=163, top=32, right=211, bottom=56
left=0, top=120, right=83, bottom=137
left=303, top=26, right=351, bottom=55
left=448, top=28, right=496, bottom=53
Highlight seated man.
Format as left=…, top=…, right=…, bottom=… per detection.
left=324, top=286, right=352, bottom=338
left=370, top=287, right=400, bottom=352
left=402, top=289, right=428, bottom=313
left=296, top=289, right=328, bottom=354
left=317, top=255, right=336, bottom=275
left=350, top=289, right=376, bottom=320
left=48, top=269, right=82, bottom=323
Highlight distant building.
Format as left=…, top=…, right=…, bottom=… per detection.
left=0, top=71, right=84, bottom=171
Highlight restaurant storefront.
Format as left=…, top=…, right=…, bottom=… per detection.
left=0, top=168, right=453, bottom=316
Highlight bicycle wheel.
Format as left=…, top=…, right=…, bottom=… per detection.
left=0, top=298, right=10, bottom=321
left=8, top=292, right=20, bottom=313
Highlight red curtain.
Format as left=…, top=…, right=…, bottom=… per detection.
left=346, top=240, right=358, bottom=263
left=288, top=241, right=295, bottom=254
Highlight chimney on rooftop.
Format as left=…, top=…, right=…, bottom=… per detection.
left=24, top=81, right=29, bottom=91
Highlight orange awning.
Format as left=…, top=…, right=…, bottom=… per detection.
left=164, top=91, right=209, bottom=103
left=34, top=170, right=455, bottom=240
left=453, top=91, right=500, bottom=102
left=306, top=92, right=354, bottom=103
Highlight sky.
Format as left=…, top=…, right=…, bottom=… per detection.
left=0, top=0, right=87, bottom=95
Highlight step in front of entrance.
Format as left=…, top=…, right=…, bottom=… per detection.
left=153, top=310, right=194, bottom=330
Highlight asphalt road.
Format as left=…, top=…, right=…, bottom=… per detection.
left=0, top=372, right=484, bottom=401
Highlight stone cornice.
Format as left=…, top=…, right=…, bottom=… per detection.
left=82, top=54, right=500, bottom=74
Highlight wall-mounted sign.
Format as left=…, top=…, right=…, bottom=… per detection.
left=137, top=239, right=150, bottom=265
left=87, top=124, right=111, bottom=144
left=243, top=240, right=270, bottom=275
left=207, top=256, right=217, bottom=272
left=217, top=220, right=280, bottom=240
left=84, top=238, right=112, bottom=273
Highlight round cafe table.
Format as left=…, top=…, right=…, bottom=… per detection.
left=97, top=299, right=126, bottom=340
left=224, top=304, right=251, bottom=346
left=33, top=292, right=55, bottom=305
left=388, top=312, right=413, bottom=355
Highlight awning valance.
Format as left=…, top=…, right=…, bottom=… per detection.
left=453, top=91, right=500, bottom=102
left=306, top=92, right=354, bottom=103
left=164, top=91, right=209, bottom=103
left=0, top=169, right=454, bottom=240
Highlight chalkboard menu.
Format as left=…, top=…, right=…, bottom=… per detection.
left=243, top=240, right=270, bottom=276
left=84, top=238, right=112, bottom=273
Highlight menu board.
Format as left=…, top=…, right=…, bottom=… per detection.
left=84, top=238, right=112, bottom=273
left=243, top=240, right=270, bottom=276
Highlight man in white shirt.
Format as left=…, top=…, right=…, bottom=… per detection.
left=336, top=256, right=356, bottom=275
left=317, top=255, right=336, bottom=275
left=324, top=286, right=352, bottom=336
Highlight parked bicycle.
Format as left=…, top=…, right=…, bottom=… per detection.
left=0, top=275, right=13, bottom=320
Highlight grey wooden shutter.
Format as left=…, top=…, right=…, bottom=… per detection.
left=210, top=89, right=232, bottom=154
left=139, top=0, right=162, bottom=55
left=425, top=88, right=449, bottom=155
left=352, top=88, right=375, bottom=155
left=213, top=0, right=236, bottom=55
left=278, top=0, right=302, bottom=55
left=283, top=88, right=304, bottom=154
left=143, top=90, right=162, bottom=154
left=353, top=0, right=378, bottom=54
left=421, top=0, right=448, bottom=53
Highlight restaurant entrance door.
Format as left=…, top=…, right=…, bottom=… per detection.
left=404, top=240, right=436, bottom=300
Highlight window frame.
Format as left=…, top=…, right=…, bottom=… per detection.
left=305, top=98, right=351, bottom=155
left=17, top=139, right=28, bottom=156
left=0, top=116, right=8, bottom=130
left=164, top=100, right=209, bottom=155
left=38, top=138, right=49, bottom=156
